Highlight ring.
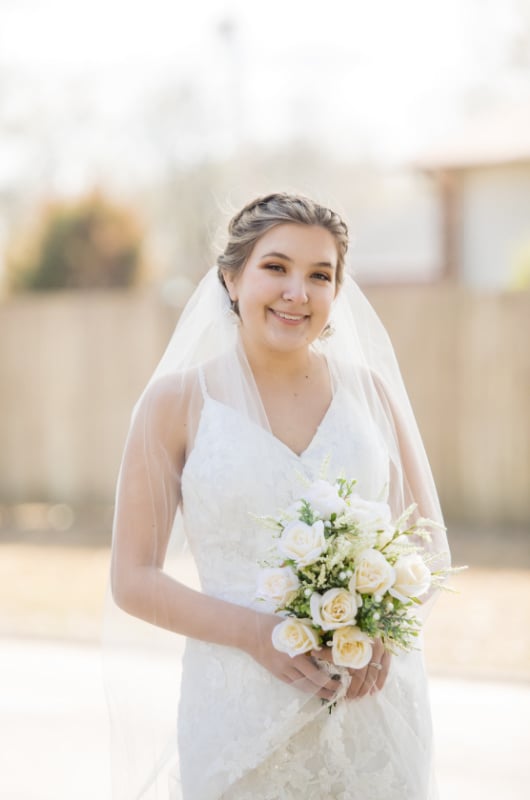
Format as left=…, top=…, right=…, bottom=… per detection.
left=369, top=662, right=383, bottom=671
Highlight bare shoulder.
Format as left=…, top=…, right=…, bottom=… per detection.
left=143, top=368, right=201, bottom=409
left=133, top=368, right=203, bottom=461
left=328, top=357, right=385, bottom=394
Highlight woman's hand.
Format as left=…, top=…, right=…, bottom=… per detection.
left=312, top=638, right=392, bottom=700
left=241, top=613, right=341, bottom=701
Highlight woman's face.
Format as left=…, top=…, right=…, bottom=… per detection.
left=223, top=223, right=339, bottom=358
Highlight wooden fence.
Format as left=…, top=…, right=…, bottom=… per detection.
left=0, top=285, right=528, bottom=524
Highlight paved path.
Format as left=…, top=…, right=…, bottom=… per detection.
left=1, top=638, right=529, bottom=800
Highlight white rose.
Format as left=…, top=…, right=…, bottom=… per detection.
left=272, top=618, right=320, bottom=658
left=310, top=588, right=361, bottom=631
left=277, top=500, right=303, bottom=526
left=351, top=548, right=396, bottom=596
left=392, top=553, right=431, bottom=599
left=278, top=519, right=327, bottom=567
left=332, top=626, right=373, bottom=669
left=300, top=479, right=347, bottom=519
left=256, top=567, right=300, bottom=610
left=347, top=495, right=392, bottom=535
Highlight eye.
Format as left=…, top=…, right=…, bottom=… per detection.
left=264, top=263, right=285, bottom=272
left=312, top=271, right=333, bottom=282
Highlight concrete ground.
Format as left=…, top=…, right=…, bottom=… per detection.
left=1, top=637, right=529, bottom=800
left=1, top=517, right=529, bottom=798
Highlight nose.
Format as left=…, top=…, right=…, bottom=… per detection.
left=282, top=276, right=308, bottom=304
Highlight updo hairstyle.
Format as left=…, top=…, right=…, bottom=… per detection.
left=217, top=193, right=349, bottom=299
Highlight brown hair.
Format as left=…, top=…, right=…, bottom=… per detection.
left=217, top=193, right=349, bottom=297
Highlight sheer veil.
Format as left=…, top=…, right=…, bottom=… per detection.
left=103, top=264, right=450, bottom=799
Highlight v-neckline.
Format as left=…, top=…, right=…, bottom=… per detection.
left=203, top=384, right=341, bottom=461
left=264, top=384, right=340, bottom=459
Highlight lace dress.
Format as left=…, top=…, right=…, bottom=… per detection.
left=174, top=373, right=437, bottom=800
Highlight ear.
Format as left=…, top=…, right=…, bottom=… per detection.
left=222, top=269, right=238, bottom=301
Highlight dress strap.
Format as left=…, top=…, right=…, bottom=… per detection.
left=197, top=365, right=208, bottom=399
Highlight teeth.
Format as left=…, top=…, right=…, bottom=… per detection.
left=273, top=310, right=305, bottom=321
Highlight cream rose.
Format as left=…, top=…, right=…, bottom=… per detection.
left=278, top=519, right=327, bottom=567
left=392, top=553, right=431, bottom=599
left=347, top=496, right=392, bottom=535
left=300, top=480, right=347, bottom=519
left=256, top=567, right=300, bottom=610
left=350, top=548, right=396, bottom=595
left=272, top=618, right=320, bottom=658
left=310, top=588, right=361, bottom=631
left=331, top=626, right=373, bottom=669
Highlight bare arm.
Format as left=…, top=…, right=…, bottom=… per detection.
left=110, top=376, right=338, bottom=699
left=110, top=375, right=257, bottom=648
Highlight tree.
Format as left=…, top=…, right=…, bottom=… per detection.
left=6, top=191, right=145, bottom=291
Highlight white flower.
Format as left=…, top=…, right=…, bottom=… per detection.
left=277, top=500, right=304, bottom=526
left=392, top=553, right=431, bottom=599
left=376, top=522, right=395, bottom=549
left=350, top=548, right=396, bottom=596
left=272, top=618, right=320, bottom=658
left=332, top=626, right=373, bottom=668
left=278, top=519, right=327, bottom=567
left=310, top=588, right=361, bottom=631
left=256, top=567, right=300, bottom=610
left=346, top=495, right=393, bottom=536
left=300, top=479, right=347, bottom=519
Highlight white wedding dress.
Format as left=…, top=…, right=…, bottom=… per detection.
left=174, top=370, right=437, bottom=800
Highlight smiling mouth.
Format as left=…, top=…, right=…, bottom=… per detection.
left=270, top=309, right=309, bottom=322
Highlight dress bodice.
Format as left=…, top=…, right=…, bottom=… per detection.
left=180, top=380, right=390, bottom=604
left=176, top=378, right=434, bottom=800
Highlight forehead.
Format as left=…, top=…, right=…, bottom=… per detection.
left=249, top=223, right=338, bottom=265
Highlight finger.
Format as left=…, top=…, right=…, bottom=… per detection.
left=374, top=649, right=392, bottom=692
left=284, top=667, right=306, bottom=683
left=293, top=657, right=339, bottom=692
left=345, top=667, right=367, bottom=699
left=361, top=638, right=383, bottom=690
left=358, top=643, right=387, bottom=696
left=290, top=675, right=339, bottom=701
left=311, top=647, right=333, bottom=662
left=358, top=663, right=380, bottom=698
left=278, top=668, right=330, bottom=695
left=284, top=664, right=338, bottom=688
left=371, top=638, right=385, bottom=662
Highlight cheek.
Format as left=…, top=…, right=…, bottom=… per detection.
left=319, top=287, right=336, bottom=313
left=239, top=275, right=275, bottom=308
left=239, top=288, right=266, bottom=313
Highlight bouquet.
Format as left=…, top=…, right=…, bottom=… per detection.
left=256, top=476, right=455, bottom=672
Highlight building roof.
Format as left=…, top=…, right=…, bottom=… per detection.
left=414, top=105, right=530, bottom=170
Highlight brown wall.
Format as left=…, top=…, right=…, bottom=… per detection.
left=1, top=286, right=528, bottom=523
left=367, top=285, right=530, bottom=523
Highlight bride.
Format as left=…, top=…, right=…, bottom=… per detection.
left=108, top=193, right=450, bottom=799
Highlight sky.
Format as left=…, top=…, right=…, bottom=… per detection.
left=1, top=0, right=528, bottom=194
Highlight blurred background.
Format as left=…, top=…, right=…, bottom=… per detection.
left=0, top=0, right=529, bottom=798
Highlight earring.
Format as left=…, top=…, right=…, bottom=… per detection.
left=319, top=320, right=335, bottom=340
left=226, top=298, right=240, bottom=324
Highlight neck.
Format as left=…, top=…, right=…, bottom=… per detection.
left=239, top=334, right=316, bottom=383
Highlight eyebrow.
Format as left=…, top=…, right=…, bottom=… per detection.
left=260, top=251, right=336, bottom=269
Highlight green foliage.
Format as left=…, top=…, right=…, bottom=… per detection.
left=6, top=191, right=145, bottom=291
